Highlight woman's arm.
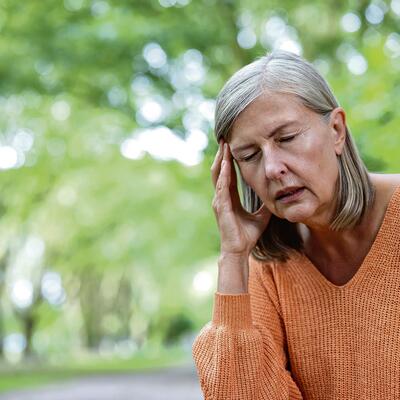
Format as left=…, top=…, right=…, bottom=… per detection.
left=192, top=255, right=303, bottom=400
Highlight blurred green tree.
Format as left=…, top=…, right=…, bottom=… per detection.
left=0, top=0, right=399, bottom=363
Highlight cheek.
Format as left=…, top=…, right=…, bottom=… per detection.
left=237, top=165, right=256, bottom=186
left=295, top=137, right=333, bottom=173
left=238, top=168, right=265, bottom=200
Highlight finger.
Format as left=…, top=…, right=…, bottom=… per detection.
left=215, top=145, right=233, bottom=196
left=211, top=140, right=224, bottom=188
left=216, top=144, right=231, bottom=190
left=225, top=143, right=239, bottom=191
left=225, top=143, right=236, bottom=184
left=226, top=146, right=242, bottom=208
left=214, top=150, right=233, bottom=212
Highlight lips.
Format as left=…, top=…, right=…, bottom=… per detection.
left=276, top=187, right=304, bottom=200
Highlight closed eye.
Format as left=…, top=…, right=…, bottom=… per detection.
left=278, top=135, right=296, bottom=143
left=240, top=134, right=298, bottom=162
left=242, top=151, right=259, bottom=162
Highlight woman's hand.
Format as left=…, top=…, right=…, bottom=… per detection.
left=211, top=139, right=271, bottom=258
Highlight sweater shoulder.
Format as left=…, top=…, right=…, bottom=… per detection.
left=249, top=253, right=297, bottom=280
left=248, top=255, right=287, bottom=300
left=248, top=254, right=276, bottom=282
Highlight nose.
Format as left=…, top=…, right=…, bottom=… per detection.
left=262, top=147, right=288, bottom=181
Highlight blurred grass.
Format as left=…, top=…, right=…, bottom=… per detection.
left=0, top=345, right=190, bottom=393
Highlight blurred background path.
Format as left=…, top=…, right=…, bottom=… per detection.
left=0, top=365, right=203, bottom=400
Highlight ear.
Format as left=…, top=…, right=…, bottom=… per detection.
left=328, top=107, right=347, bottom=156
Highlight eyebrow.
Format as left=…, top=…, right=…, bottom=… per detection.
left=231, top=121, right=296, bottom=154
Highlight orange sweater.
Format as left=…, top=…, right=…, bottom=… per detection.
left=192, top=185, right=400, bottom=399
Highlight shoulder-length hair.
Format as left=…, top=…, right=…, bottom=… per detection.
left=214, top=50, right=375, bottom=263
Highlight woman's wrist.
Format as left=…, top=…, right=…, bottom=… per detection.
left=217, top=252, right=249, bottom=294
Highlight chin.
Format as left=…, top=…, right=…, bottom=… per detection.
left=284, top=215, right=304, bottom=223
left=281, top=206, right=314, bottom=224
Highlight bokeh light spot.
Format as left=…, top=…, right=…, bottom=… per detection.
left=0, top=146, right=18, bottom=170
left=341, top=12, right=361, bottom=32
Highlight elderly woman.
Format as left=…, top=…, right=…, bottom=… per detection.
left=192, top=50, right=400, bottom=400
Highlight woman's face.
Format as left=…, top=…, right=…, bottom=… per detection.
left=229, top=91, right=346, bottom=228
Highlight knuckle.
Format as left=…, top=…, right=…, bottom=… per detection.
left=212, top=201, right=219, bottom=213
left=216, top=178, right=226, bottom=190
left=212, top=196, right=220, bottom=208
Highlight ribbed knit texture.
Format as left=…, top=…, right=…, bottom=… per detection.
left=192, top=185, right=400, bottom=399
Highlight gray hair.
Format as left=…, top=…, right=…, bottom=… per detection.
left=214, top=50, right=375, bottom=263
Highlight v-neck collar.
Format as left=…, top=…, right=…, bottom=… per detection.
left=291, top=184, right=400, bottom=290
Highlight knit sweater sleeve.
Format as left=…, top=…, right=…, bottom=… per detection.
left=192, top=256, right=303, bottom=400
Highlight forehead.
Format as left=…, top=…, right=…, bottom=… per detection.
left=229, top=91, right=312, bottom=143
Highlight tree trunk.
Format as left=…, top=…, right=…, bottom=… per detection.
left=23, top=313, right=36, bottom=358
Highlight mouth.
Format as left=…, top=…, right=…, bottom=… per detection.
left=276, top=187, right=305, bottom=203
